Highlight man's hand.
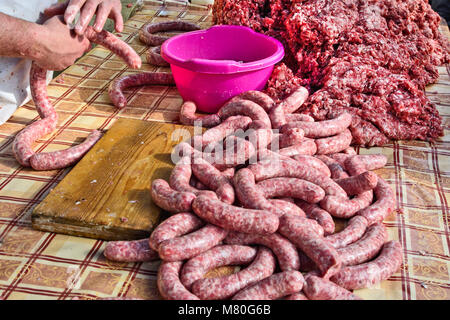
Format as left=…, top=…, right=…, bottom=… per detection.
left=44, top=0, right=123, bottom=35
left=33, top=15, right=91, bottom=70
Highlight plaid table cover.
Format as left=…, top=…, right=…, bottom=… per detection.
left=0, top=0, right=448, bottom=300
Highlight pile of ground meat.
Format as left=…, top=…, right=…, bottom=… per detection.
left=213, top=0, right=450, bottom=146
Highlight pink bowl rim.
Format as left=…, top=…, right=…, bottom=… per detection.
left=161, top=25, right=285, bottom=74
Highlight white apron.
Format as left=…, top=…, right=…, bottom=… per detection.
left=0, top=0, right=56, bottom=125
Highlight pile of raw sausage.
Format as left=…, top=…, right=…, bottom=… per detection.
left=13, top=27, right=142, bottom=171
left=104, top=85, right=403, bottom=300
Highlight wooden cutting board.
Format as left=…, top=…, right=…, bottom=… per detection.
left=31, top=119, right=195, bottom=241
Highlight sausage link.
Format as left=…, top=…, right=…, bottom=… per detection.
left=158, top=224, right=228, bottom=261
left=151, top=179, right=196, bottom=213
left=295, top=200, right=335, bottom=235
left=303, top=275, right=362, bottom=300
left=337, top=223, right=388, bottom=266
left=269, top=87, right=309, bottom=129
left=278, top=215, right=340, bottom=278
left=29, top=130, right=103, bottom=170
left=315, top=129, right=352, bottom=155
left=218, top=99, right=271, bottom=128
left=319, top=191, right=373, bottom=218
left=268, top=199, right=306, bottom=218
left=330, top=240, right=403, bottom=290
left=281, top=113, right=352, bottom=138
left=357, top=178, right=395, bottom=225
left=285, top=113, right=314, bottom=122
left=224, top=231, right=300, bottom=271
left=139, top=21, right=201, bottom=46
left=191, top=157, right=235, bottom=204
left=192, top=115, right=252, bottom=149
left=325, top=216, right=368, bottom=249
left=179, top=101, right=221, bottom=128
left=248, top=128, right=274, bottom=151
left=180, top=245, right=257, bottom=290
left=230, top=91, right=275, bottom=112
left=146, top=46, right=169, bottom=66
left=232, top=271, right=304, bottom=300
left=103, top=238, right=158, bottom=262
left=277, top=128, right=305, bottom=148
left=278, top=138, right=317, bottom=157
left=345, top=154, right=388, bottom=176
left=192, top=195, right=279, bottom=235
left=256, top=177, right=325, bottom=204
left=292, top=155, right=331, bottom=177
left=335, top=171, right=378, bottom=196
left=108, top=72, right=175, bottom=109
left=315, top=155, right=349, bottom=179
left=157, top=261, right=200, bottom=300
left=149, top=212, right=204, bottom=251
left=233, top=168, right=272, bottom=210
left=212, top=136, right=256, bottom=170
left=84, top=26, right=141, bottom=69
left=248, top=160, right=347, bottom=198
left=169, top=156, right=199, bottom=194
left=191, top=247, right=276, bottom=300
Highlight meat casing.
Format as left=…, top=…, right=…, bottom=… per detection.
left=303, top=275, right=362, bottom=300
left=103, top=238, right=158, bottom=262
left=335, top=171, right=378, bottom=196
left=218, top=99, right=271, bottom=128
left=157, top=261, right=200, bottom=300
left=325, top=216, right=368, bottom=249
left=330, top=240, right=403, bottom=290
left=281, top=113, right=352, bottom=138
left=150, top=179, right=196, bottom=213
left=139, top=21, right=201, bottom=46
left=315, top=129, right=353, bottom=155
left=179, top=101, right=221, bottom=128
left=149, top=212, right=204, bottom=251
left=158, top=224, right=228, bottom=261
left=224, top=231, right=300, bottom=271
left=278, top=215, right=341, bottom=278
left=180, top=245, right=257, bottom=290
left=191, top=247, right=276, bottom=300
left=232, top=271, right=304, bottom=300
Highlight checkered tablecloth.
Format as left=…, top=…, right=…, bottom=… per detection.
left=0, top=0, right=448, bottom=300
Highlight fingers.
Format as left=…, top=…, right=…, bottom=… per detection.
left=110, top=5, right=124, bottom=33
left=74, top=0, right=100, bottom=35
left=44, top=1, right=69, bottom=17
left=93, top=2, right=111, bottom=32
left=64, top=0, right=88, bottom=26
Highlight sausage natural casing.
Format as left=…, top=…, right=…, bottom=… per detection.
left=325, top=216, right=368, bottom=249
left=256, top=177, right=325, bottom=204
left=157, top=261, right=200, bottom=300
left=179, top=101, right=221, bottom=128
left=192, top=195, right=279, bottom=235
left=224, top=231, right=300, bottom=271
left=281, top=113, right=352, bottom=138
left=180, top=245, right=257, bottom=290
left=191, top=247, right=276, bottom=300
left=158, top=224, right=228, bottom=261
left=150, top=179, right=196, bottom=213
left=330, top=240, right=403, bottom=290
left=139, top=21, right=201, bottom=46
left=303, top=275, right=362, bottom=300
left=357, top=178, right=396, bottom=225
left=103, top=238, right=159, bottom=262
left=232, top=271, right=304, bottom=300
left=149, top=212, right=204, bottom=251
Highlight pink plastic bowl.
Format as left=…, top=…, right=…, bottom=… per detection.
left=161, top=25, right=285, bottom=113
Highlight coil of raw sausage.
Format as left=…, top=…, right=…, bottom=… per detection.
left=192, top=195, right=279, bottom=235
left=151, top=179, right=196, bottom=213
left=295, top=200, right=335, bottom=235
left=337, top=222, right=388, bottom=266
left=139, top=21, right=201, bottom=46
left=224, top=231, right=300, bottom=271
left=191, top=247, right=276, bottom=300
left=292, top=155, right=331, bottom=178
left=229, top=91, right=275, bottom=112
left=269, top=86, right=309, bottom=129
left=158, top=224, right=228, bottom=261
left=146, top=46, right=169, bottom=66
left=319, top=191, right=374, bottom=218
left=278, top=138, right=317, bottom=157
left=218, top=99, right=271, bottom=129
left=281, top=113, right=352, bottom=138
left=330, top=240, right=403, bottom=290
left=232, top=271, right=304, bottom=300
left=103, top=238, right=159, bottom=262
left=108, top=72, right=175, bottom=109
left=169, top=156, right=199, bottom=194
left=335, top=171, right=378, bottom=196
left=278, top=215, right=340, bottom=278
left=277, top=128, right=305, bottom=148
left=315, top=129, right=353, bottom=155
left=325, top=216, right=368, bottom=249
left=157, top=261, right=200, bottom=300
left=256, top=177, right=325, bottom=204
left=345, top=154, right=388, bottom=176
left=180, top=245, right=257, bottom=290
left=268, top=199, right=306, bottom=218
left=179, top=101, right=221, bottom=128
left=149, top=212, right=204, bottom=251
left=303, top=275, right=362, bottom=300
left=285, top=113, right=314, bottom=122
left=315, top=155, right=349, bottom=179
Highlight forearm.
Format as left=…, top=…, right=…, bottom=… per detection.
left=0, top=12, right=47, bottom=60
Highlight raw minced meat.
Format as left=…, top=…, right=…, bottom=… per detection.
left=213, top=0, right=450, bottom=146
